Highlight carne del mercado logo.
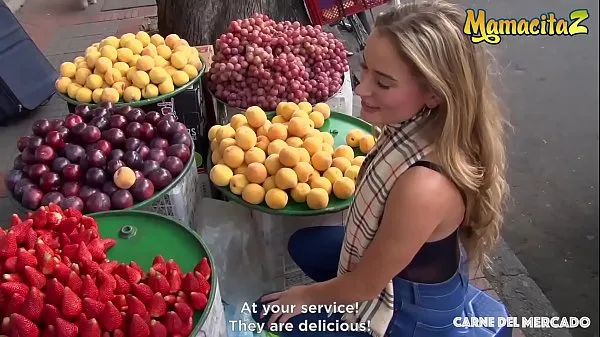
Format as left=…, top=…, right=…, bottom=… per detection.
left=463, top=9, right=590, bottom=44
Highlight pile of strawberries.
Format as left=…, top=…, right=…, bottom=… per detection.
left=0, top=203, right=212, bottom=337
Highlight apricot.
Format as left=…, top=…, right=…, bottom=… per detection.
left=279, top=147, right=300, bottom=168
left=256, top=135, right=270, bottom=153
left=291, top=183, right=311, bottom=203
left=262, top=176, right=276, bottom=192
left=256, top=120, right=272, bottom=137
left=114, top=167, right=136, bottom=189
left=188, top=54, right=203, bottom=71
left=101, top=36, right=120, bottom=49
left=210, top=164, right=234, bottom=186
left=101, top=88, right=120, bottom=103
left=264, top=188, right=288, bottom=209
left=291, top=110, right=310, bottom=120
left=218, top=138, right=236, bottom=155
left=298, top=102, right=313, bottom=114
left=85, top=52, right=101, bottom=69
left=306, top=188, right=329, bottom=210
left=119, top=33, right=136, bottom=47
left=135, top=31, right=151, bottom=47
left=211, top=150, right=221, bottom=165
left=222, top=145, right=245, bottom=169
left=182, top=64, right=199, bottom=79
left=60, top=62, right=76, bottom=78
left=264, top=154, right=283, bottom=176
left=170, top=52, right=188, bottom=69
left=352, top=156, right=365, bottom=166
left=116, top=47, right=134, bottom=63
left=333, top=177, right=355, bottom=199
left=287, top=117, right=310, bottom=138
left=158, top=79, right=175, bottom=95
left=304, top=128, right=321, bottom=140
left=286, top=137, right=303, bottom=148
left=322, top=143, right=334, bottom=155
left=272, top=115, right=287, bottom=124
left=293, top=162, right=314, bottom=183
left=104, top=68, right=122, bottom=86
left=311, top=151, right=332, bottom=172
left=142, top=44, right=157, bottom=57
left=172, top=71, right=190, bottom=87
left=321, top=131, right=334, bottom=145
left=150, top=34, right=165, bottom=46
left=100, top=45, right=118, bottom=63
left=359, top=135, right=376, bottom=154
left=123, top=86, right=141, bottom=102
left=242, top=183, right=266, bottom=205
left=267, top=123, right=287, bottom=141
left=334, top=145, right=355, bottom=161
left=230, top=114, right=248, bottom=130
left=125, top=39, right=144, bottom=55
left=245, top=162, right=268, bottom=184
left=277, top=102, right=297, bottom=120
left=344, top=165, right=361, bottom=182
left=323, top=167, right=343, bottom=185
left=113, top=62, right=130, bottom=77
left=313, top=102, right=331, bottom=119
left=267, top=139, right=287, bottom=155
left=67, top=83, right=83, bottom=98
left=128, top=55, right=141, bottom=68
left=132, top=71, right=150, bottom=89
left=275, top=167, right=298, bottom=190
left=208, top=125, right=221, bottom=141
left=234, top=164, right=247, bottom=175
left=142, top=84, right=159, bottom=99
left=165, top=34, right=180, bottom=48
left=92, top=88, right=104, bottom=103
left=153, top=55, right=169, bottom=68
left=216, top=125, right=236, bottom=142
left=297, top=148, right=311, bottom=163
left=310, top=176, right=332, bottom=195
left=235, top=126, right=257, bottom=151
left=75, top=87, right=93, bottom=103
left=309, top=111, right=325, bottom=128
left=346, top=129, right=365, bottom=148
left=149, top=67, right=169, bottom=84
left=302, top=137, right=322, bottom=156
left=55, top=77, right=72, bottom=94
left=74, top=68, right=91, bottom=86
left=229, top=174, right=248, bottom=195
left=245, top=106, right=267, bottom=128
left=332, top=157, right=352, bottom=174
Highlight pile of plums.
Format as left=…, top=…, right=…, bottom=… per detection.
left=5, top=102, right=194, bottom=213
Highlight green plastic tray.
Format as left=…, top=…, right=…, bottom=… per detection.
left=208, top=111, right=372, bottom=216
left=89, top=210, right=217, bottom=335
left=57, top=55, right=206, bottom=108
left=6, top=141, right=196, bottom=214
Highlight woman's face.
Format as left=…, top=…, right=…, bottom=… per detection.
left=355, top=31, right=434, bottom=124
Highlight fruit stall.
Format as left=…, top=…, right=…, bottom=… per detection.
left=1, top=13, right=377, bottom=337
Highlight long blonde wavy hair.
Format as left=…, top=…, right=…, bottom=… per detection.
left=375, top=1, right=510, bottom=268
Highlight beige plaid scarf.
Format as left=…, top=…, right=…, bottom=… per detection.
left=338, top=111, right=433, bottom=337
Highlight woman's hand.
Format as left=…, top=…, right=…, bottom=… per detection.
left=260, top=285, right=310, bottom=327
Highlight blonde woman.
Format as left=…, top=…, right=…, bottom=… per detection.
left=253, top=1, right=509, bottom=336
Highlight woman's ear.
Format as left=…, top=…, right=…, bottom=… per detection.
left=424, top=92, right=441, bottom=109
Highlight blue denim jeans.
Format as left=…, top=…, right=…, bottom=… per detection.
left=253, top=226, right=470, bottom=337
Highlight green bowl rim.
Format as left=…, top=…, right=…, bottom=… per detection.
left=57, top=55, right=207, bottom=108
left=6, top=140, right=196, bottom=214
left=87, top=209, right=218, bottom=333
left=207, top=111, right=372, bottom=216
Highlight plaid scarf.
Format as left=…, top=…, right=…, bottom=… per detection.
left=337, top=111, right=433, bottom=337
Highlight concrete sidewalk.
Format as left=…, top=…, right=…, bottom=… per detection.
left=0, top=1, right=550, bottom=336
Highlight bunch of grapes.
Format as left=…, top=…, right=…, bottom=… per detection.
left=207, top=13, right=350, bottom=110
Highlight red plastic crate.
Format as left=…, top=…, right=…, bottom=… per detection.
left=304, top=0, right=388, bottom=25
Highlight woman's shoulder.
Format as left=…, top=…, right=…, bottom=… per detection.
left=393, top=161, right=461, bottom=205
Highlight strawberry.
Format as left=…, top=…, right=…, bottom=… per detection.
left=194, top=257, right=211, bottom=280
left=46, top=211, right=63, bottom=228
left=70, top=228, right=94, bottom=246
left=161, top=311, right=182, bottom=335
left=129, top=314, right=150, bottom=337
left=11, top=219, right=33, bottom=243
left=10, top=313, right=39, bottom=337
left=62, top=287, right=83, bottom=319
left=5, top=293, right=26, bottom=315
left=116, top=264, right=142, bottom=285
left=101, top=238, right=116, bottom=251
left=98, top=302, right=122, bottom=331
left=20, top=286, right=44, bottom=321
left=151, top=256, right=167, bottom=275
left=80, top=259, right=99, bottom=276
left=114, top=274, right=131, bottom=295
left=113, top=329, right=125, bottom=337
left=132, top=283, right=154, bottom=304
left=176, top=292, right=187, bottom=303
left=4, top=256, right=17, bottom=272
left=166, top=259, right=182, bottom=276
left=11, top=214, right=22, bottom=226
left=149, top=320, right=167, bottom=337
left=173, top=302, right=193, bottom=322
left=41, top=303, right=60, bottom=326
left=0, top=281, right=29, bottom=297
left=66, top=271, right=83, bottom=295
left=45, top=278, right=65, bottom=306
left=164, top=294, right=176, bottom=305
left=80, top=216, right=98, bottom=229
left=0, top=317, right=10, bottom=335
left=24, top=265, right=46, bottom=288
left=148, top=292, right=167, bottom=318
left=83, top=298, right=105, bottom=319
left=111, top=294, right=127, bottom=311
left=59, top=232, right=71, bottom=247
left=166, top=269, right=182, bottom=293
left=4, top=273, right=23, bottom=283
left=41, top=325, right=57, bottom=337
left=75, top=242, right=93, bottom=263
left=0, top=231, right=18, bottom=257
left=181, top=272, right=200, bottom=293
left=80, top=318, right=102, bottom=337
left=34, top=239, right=54, bottom=262
left=15, top=248, right=37, bottom=271
left=47, top=203, right=64, bottom=215
left=32, top=209, right=48, bottom=229
left=56, top=317, right=79, bottom=337
left=126, top=294, right=149, bottom=318
left=147, top=268, right=170, bottom=295
left=64, top=208, right=82, bottom=220
left=41, top=254, right=59, bottom=275
left=196, top=272, right=211, bottom=295
left=129, top=261, right=146, bottom=279
left=87, top=239, right=106, bottom=261
left=75, top=313, right=88, bottom=330
left=61, top=244, right=79, bottom=261
left=79, top=276, right=97, bottom=300
left=99, top=261, right=118, bottom=273
left=190, top=292, right=208, bottom=310
left=97, top=284, right=115, bottom=303
left=24, top=228, right=37, bottom=250
left=180, top=317, right=193, bottom=336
